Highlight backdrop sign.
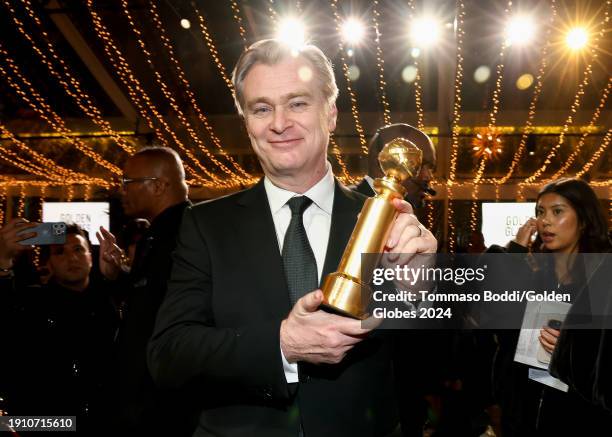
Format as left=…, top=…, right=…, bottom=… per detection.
left=481, top=202, right=536, bottom=248
left=42, top=202, right=110, bottom=245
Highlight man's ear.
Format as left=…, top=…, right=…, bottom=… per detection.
left=328, top=103, right=338, bottom=132
left=152, top=178, right=167, bottom=196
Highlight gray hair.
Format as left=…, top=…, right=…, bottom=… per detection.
left=231, top=39, right=339, bottom=116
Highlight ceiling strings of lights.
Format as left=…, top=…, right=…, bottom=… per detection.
left=13, top=0, right=135, bottom=156
left=489, top=0, right=557, bottom=187
left=145, top=0, right=251, bottom=182
left=0, top=0, right=608, bottom=237
left=119, top=0, right=246, bottom=186
left=522, top=1, right=610, bottom=186
left=85, top=0, right=208, bottom=185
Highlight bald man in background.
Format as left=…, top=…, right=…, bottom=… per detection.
left=98, top=147, right=195, bottom=436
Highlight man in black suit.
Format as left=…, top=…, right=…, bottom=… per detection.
left=356, top=123, right=437, bottom=209
left=97, top=147, right=194, bottom=436
left=148, top=39, right=437, bottom=437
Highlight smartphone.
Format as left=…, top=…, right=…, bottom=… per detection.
left=17, top=222, right=67, bottom=245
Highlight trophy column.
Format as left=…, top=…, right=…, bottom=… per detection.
left=321, top=138, right=423, bottom=319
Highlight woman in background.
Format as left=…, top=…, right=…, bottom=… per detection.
left=493, top=177, right=612, bottom=436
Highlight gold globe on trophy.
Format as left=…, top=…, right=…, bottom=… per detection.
left=321, top=137, right=423, bottom=319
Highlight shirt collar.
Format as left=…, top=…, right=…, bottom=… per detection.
left=264, top=162, right=335, bottom=215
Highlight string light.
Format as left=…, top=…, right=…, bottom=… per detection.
left=0, top=185, right=6, bottom=225
left=329, top=136, right=357, bottom=184
left=0, top=122, right=109, bottom=187
left=66, top=184, right=74, bottom=202
left=192, top=4, right=234, bottom=93
left=445, top=0, right=466, bottom=253
left=426, top=200, right=434, bottom=231
left=406, top=0, right=426, bottom=131
left=17, top=184, right=26, bottom=217
left=268, top=0, right=278, bottom=26
left=469, top=159, right=488, bottom=232
left=149, top=0, right=251, bottom=181
left=330, top=0, right=367, bottom=153
left=85, top=0, right=219, bottom=186
left=83, top=184, right=92, bottom=201
left=10, top=0, right=135, bottom=155
left=609, top=187, right=611, bottom=228
left=0, top=46, right=122, bottom=176
left=371, top=0, right=391, bottom=125
left=468, top=1, right=512, bottom=233
left=120, top=0, right=245, bottom=186
left=229, top=0, right=249, bottom=48
left=518, top=183, right=527, bottom=201
left=549, top=77, right=611, bottom=179
left=522, top=3, right=609, bottom=184
left=574, top=129, right=611, bottom=178
left=491, top=0, right=557, bottom=185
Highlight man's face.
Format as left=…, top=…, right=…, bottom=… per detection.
left=47, top=234, right=92, bottom=286
left=241, top=57, right=337, bottom=182
left=403, top=143, right=436, bottom=208
left=121, top=157, right=157, bottom=219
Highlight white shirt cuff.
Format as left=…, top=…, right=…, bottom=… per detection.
left=280, top=345, right=299, bottom=383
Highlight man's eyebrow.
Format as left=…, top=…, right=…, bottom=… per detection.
left=283, top=91, right=313, bottom=100
left=246, top=91, right=313, bottom=109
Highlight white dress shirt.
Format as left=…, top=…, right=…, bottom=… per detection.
left=264, top=163, right=335, bottom=383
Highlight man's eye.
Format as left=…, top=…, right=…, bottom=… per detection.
left=252, top=106, right=271, bottom=116
left=289, top=101, right=308, bottom=111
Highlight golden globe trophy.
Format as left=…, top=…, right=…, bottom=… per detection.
left=321, top=137, right=423, bottom=319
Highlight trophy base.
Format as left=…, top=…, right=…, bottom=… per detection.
left=321, top=272, right=370, bottom=320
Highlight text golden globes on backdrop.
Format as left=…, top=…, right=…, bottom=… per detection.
left=321, top=137, right=423, bottom=319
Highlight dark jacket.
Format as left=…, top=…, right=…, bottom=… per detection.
left=114, top=200, right=196, bottom=436
left=549, top=252, right=612, bottom=413
left=488, top=243, right=612, bottom=436
left=0, top=276, right=117, bottom=434
left=148, top=180, right=401, bottom=437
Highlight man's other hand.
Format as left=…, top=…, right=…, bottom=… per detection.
left=280, top=290, right=372, bottom=365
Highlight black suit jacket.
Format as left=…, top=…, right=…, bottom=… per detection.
left=355, top=178, right=376, bottom=198
left=115, top=201, right=197, bottom=436
left=148, top=179, right=399, bottom=437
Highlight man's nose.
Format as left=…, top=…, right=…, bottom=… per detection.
left=270, top=107, right=291, bottom=133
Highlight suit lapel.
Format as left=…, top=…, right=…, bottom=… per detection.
left=236, top=179, right=292, bottom=313
left=355, top=178, right=375, bottom=197
left=321, top=180, right=366, bottom=282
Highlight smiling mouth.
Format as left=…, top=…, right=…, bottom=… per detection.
left=268, top=138, right=302, bottom=146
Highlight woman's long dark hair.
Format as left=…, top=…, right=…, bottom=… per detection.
left=533, top=178, right=611, bottom=253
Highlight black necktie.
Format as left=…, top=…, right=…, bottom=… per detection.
left=282, top=196, right=318, bottom=305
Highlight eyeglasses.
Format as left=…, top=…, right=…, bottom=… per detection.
left=120, top=177, right=159, bottom=187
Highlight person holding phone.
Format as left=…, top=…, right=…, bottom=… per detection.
left=489, top=178, right=612, bottom=436
left=0, top=220, right=118, bottom=435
